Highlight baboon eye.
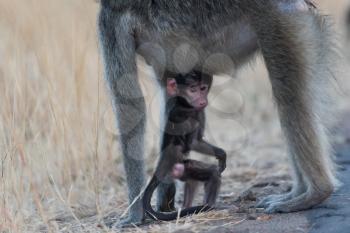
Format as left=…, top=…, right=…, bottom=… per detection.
left=200, top=85, right=208, bottom=91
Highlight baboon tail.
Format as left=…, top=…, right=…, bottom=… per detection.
left=142, top=176, right=213, bottom=221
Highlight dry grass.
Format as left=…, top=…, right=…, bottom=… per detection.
left=0, top=0, right=349, bottom=232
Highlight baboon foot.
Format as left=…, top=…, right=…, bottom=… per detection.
left=104, top=214, right=144, bottom=229
left=258, top=187, right=333, bottom=213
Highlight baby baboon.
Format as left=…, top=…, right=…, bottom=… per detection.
left=142, top=71, right=226, bottom=221
left=98, top=0, right=338, bottom=226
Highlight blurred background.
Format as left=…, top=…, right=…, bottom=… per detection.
left=0, top=0, right=349, bottom=232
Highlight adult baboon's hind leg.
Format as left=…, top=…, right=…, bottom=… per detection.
left=253, top=7, right=337, bottom=213
left=99, top=7, right=146, bottom=226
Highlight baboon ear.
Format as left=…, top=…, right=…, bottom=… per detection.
left=167, top=78, right=178, bottom=96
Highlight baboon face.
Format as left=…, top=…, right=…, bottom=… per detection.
left=166, top=72, right=212, bottom=111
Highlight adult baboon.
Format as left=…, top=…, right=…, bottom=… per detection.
left=98, top=0, right=337, bottom=226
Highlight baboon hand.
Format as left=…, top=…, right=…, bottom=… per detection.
left=215, top=148, right=227, bottom=173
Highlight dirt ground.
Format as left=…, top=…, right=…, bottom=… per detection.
left=0, top=0, right=350, bottom=233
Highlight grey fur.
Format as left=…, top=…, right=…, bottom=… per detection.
left=98, top=0, right=338, bottom=226
left=347, top=8, right=350, bottom=39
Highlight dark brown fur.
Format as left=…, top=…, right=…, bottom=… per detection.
left=142, top=71, right=226, bottom=221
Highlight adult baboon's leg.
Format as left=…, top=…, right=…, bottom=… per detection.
left=99, top=7, right=146, bottom=225
left=251, top=5, right=337, bottom=213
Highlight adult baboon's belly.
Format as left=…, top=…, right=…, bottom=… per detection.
left=136, top=20, right=258, bottom=76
